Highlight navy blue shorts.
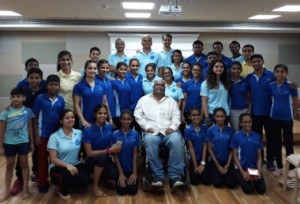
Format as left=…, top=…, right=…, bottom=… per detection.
left=3, top=142, right=30, bottom=157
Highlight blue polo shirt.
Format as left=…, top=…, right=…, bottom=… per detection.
left=108, top=52, right=129, bottom=67
left=230, top=130, right=263, bottom=170
left=112, top=129, right=140, bottom=173
left=175, top=76, right=192, bottom=90
left=269, top=80, right=298, bottom=120
left=200, top=80, right=230, bottom=116
left=206, top=125, right=235, bottom=164
left=142, top=76, right=162, bottom=95
left=125, top=72, right=144, bottom=110
left=246, top=68, right=275, bottom=116
left=160, top=48, right=174, bottom=67
left=202, top=65, right=209, bottom=79
left=165, top=81, right=184, bottom=102
left=95, top=75, right=116, bottom=117
left=23, top=87, right=46, bottom=108
left=111, top=78, right=131, bottom=117
left=73, top=79, right=106, bottom=123
left=185, top=54, right=207, bottom=68
left=231, top=54, right=244, bottom=63
left=48, top=128, right=82, bottom=169
left=183, top=78, right=204, bottom=114
left=220, top=55, right=232, bottom=71
left=17, top=78, right=46, bottom=90
left=0, top=106, right=34, bottom=145
left=32, top=93, right=65, bottom=138
left=229, top=78, right=248, bottom=110
left=184, top=124, right=208, bottom=161
left=132, top=51, right=163, bottom=77
left=169, top=63, right=183, bottom=81
left=82, top=123, right=114, bottom=152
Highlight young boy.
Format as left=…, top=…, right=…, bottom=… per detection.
left=32, top=75, right=65, bottom=193
left=11, top=68, right=46, bottom=194
left=202, top=51, right=217, bottom=79
left=0, top=87, right=34, bottom=201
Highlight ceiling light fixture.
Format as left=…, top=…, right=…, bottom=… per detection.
left=273, top=5, right=300, bottom=12
left=248, top=15, right=281, bottom=20
left=0, top=10, right=21, bottom=16
left=122, top=2, right=155, bottom=10
left=125, top=12, right=151, bottom=18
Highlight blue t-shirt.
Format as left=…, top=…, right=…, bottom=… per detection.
left=175, top=76, right=192, bottom=90
left=111, top=78, right=131, bottom=117
left=160, top=49, right=174, bottom=67
left=73, top=78, right=106, bottom=123
left=47, top=128, right=82, bottom=169
left=184, top=124, right=208, bottom=162
left=268, top=80, right=298, bottom=120
left=32, top=93, right=65, bottom=138
left=220, top=54, right=232, bottom=71
left=185, top=54, right=207, bottom=68
left=17, top=78, right=46, bottom=90
left=169, top=63, right=183, bottom=81
left=95, top=75, right=116, bottom=117
left=183, top=78, right=204, bottom=114
left=0, top=106, right=34, bottom=144
left=165, top=81, right=184, bottom=102
left=230, top=130, right=263, bottom=170
left=132, top=51, right=163, bottom=77
left=23, top=86, right=46, bottom=108
left=206, top=125, right=235, bottom=164
left=108, top=53, right=129, bottom=67
left=125, top=72, right=144, bottom=110
left=231, top=55, right=244, bottom=63
left=142, top=76, right=161, bottom=95
left=246, top=68, right=275, bottom=116
left=229, top=78, right=248, bottom=110
left=112, top=129, right=140, bottom=173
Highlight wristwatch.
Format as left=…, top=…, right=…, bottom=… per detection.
left=200, top=161, right=206, bottom=166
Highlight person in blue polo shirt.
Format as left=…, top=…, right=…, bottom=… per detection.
left=73, top=60, right=111, bottom=128
left=111, top=62, right=131, bottom=129
left=108, top=38, right=129, bottom=77
left=229, top=40, right=244, bottom=63
left=268, top=64, right=299, bottom=177
left=229, top=61, right=249, bottom=131
left=185, top=40, right=207, bottom=68
left=184, top=108, right=210, bottom=185
left=32, top=75, right=65, bottom=193
left=169, top=49, right=183, bottom=81
left=182, top=63, right=204, bottom=124
left=142, top=63, right=162, bottom=95
left=132, top=34, right=163, bottom=77
left=160, top=33, right=174, bottom=68
left=206, top=108, right=236, bottom=189
left=246, top=54, right=275, bottom=170
left=113, top=110, right=139, bottom=195
left=83, top=104, right=121, bottom=197
left=212, top=41, right=232, bottom=71
left=202, top=51, right=217, bottom=79
left=96, top=59, right=116, bottom=118
left=231, top=113, right=266, bottom=194
left=175, top=61, right=193, bottom=89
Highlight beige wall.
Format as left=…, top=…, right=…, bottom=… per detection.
left=0, top=31, right=299, bottom=108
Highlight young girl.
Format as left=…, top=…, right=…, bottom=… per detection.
left=268, top=64, right=298, bottom=177
left=206, top=108, right=236, bottom=189
left=82, top=105, right=121, bottom=197
left=170, top=49, right=184, bottom=81
left=113, top=110, right=139, bottom=195
left=48, top=110, right=90, bottom=199
left=142, top=63, right=161, bottom=95
left=73, top=60, right=112, bottom=128
left=175, top=61, right=192, bottom=88
left=111, top=62, right=131, bottom=129
left=184, top=108, right=210, bottom=185
left=0, top=87, right=34, bottom=201
left=201, top=60, right=230, bottom=125
left=231, top=113, right=266, bottom=194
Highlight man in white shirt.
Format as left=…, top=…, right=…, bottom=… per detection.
left=134, top=79, right=184, bottom=188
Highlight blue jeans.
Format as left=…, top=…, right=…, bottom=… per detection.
left=143, top=131, right=184, bottom=181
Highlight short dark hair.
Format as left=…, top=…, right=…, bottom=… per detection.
left=145, top=63, right=157, bottom=72
left=129, top=58, right=139, bottom=66
left=25, top=58, right=39, bottom=68
left=193, top=40, right=203, bottom=47
left=239, top=113, right=252, bottom=123
left=274, top=64, right=288, bottom=73
left=212, top=41, right=223, bottom=48
left=229, top=40, right=240, bottom=49
left=116, top=62, right=127, bottom=70
left=11, top=87, right=25, bottom=96
left=206, top=51, right=217, bottom=57
left=46, top=74, right=60, bottom=84
left=171, top=49, right=183, bottom=63
left=90, top=47, right=101, bottom=55
left=251, top=54, right=264, bottom=62
left=27, top=67, right=43, bottom=79
left=242, top=44, right=254, bottom=52
left=162, top=33, right=172, bottom=40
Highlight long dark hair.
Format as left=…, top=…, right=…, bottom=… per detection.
left=56, top=50, right=72, bottom=72
left=206, top=59, right=230, bottom=90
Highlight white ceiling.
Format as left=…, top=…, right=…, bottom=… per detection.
left=1, top=0, right=300, bottom=32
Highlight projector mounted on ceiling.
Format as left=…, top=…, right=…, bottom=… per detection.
left=159, top=5, right=182, bottom=16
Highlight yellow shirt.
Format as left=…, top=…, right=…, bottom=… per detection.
left=241, top=61, right=253, bottom=78
left=57, top=70, right=81, bottom=110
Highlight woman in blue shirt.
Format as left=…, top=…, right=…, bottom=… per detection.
left=82, top=105, right=121, bottom=197
left=169, top=49, right=184, bottom=81
left=142, top=63, right=161, bottom=95
left=268, top=64, right=299, bottom=177
left=206, top=107, right=236, bottom=189
left=175, top=61, right=192, bottom=89
left=73, top=60, right=112, bottom=128
left=48, top=110, right=90, bottom=199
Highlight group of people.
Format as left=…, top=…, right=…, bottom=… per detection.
left=0, top=33, right=298, bottom=201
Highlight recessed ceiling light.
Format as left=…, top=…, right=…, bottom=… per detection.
left=273, top=5, right=300, bottom=12
left=122, top=2, right=155, bottom=10
left=0, top=10, right=21, bottom=16
left=248, top=15, right=281, bottom=20
left=125, top=12, right=151, bottom=18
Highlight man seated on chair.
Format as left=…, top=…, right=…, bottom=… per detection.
left=134, top=79, right=184, bottom=188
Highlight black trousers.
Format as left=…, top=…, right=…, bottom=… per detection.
left=50, top=163, right=90, bottom=196
left=189, top=161, right=211, bottom=185
left=236, top=170, right=266, bottom=194
left=116, top=171, right=138, bottom=195
left=211, top=162, right=236, bottom=189
left=269, top=118, right=294, bottom=169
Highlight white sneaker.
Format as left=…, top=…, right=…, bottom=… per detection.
left=272, top=169, right=282, bottom=177
left=173, top=180, right=184, bottom=187
left=151, top=181, right=163, bottom=187
left=288, top=169, right=296, bottom=178
left=59, top=192, right=71, bottom=200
